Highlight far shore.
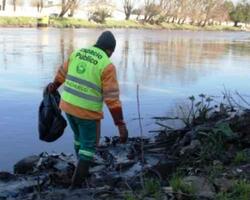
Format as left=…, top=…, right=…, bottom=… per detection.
left=0, top=16, right=247, bottom=32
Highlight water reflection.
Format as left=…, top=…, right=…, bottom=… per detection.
left=0, top=29, right=250, bottom=171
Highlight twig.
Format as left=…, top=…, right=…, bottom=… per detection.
left=136, top=84, right=145, bottom=189
left=222, top=86, right=234, bottom=109
left=235, top=91, right=250, bottom=107
left=228, top=95, right=246, bottom=110
left=155, top=122, right=173, bottom=130
left=152, top=116, right=179, bottom=120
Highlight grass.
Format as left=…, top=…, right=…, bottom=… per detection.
left=49, top=17, right=96, bottom=28
left=169, top=174, right=195, bottom=195
left=124, top=178, right=163, bottom=200
left=216, top=180, right=250, bottom=200
left=0, top=16, right=243, bottom=31
left=0, top=16, right=37, bottom=27
left=233, top=151, right=249, bottom=165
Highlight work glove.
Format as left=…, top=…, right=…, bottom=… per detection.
left=109, top=107, right=128, bottom=143
left=118, top=124, right=128, bottom=144
left=46, top=81, right=60, bottom=93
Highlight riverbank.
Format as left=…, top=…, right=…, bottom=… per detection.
left=1, top=95, right=250, bottom=200
left=0, top=16, right=244, bottom=31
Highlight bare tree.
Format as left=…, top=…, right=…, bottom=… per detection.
left=198, top=0, right=227, bottom=26
left=59, top=0, right=82, bottom=17
left=143, top=0, right=161, bottom=23
left=10, top=0, right=24, bottom=12
left=68, top=0, right=82, bottom=17
left=123, top=0, right=134, bottom=20
left=132, top=8, right=142, bottom=20
left=30, top=0, right=44, bottom=13
left=13, top=0, right=17, bottom=11
left=88, top=0, right=115, bottom=23
left=1, top=0, right=6, bottom=10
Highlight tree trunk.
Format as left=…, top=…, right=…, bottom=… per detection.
left=40, top=0, right=44, bottom=13
left=125, top=14, right=130, bottom=20
left=198, top=20, right=203, bottom=26
left=202, top=20, right=207, bottom=27
left=13, top=0, right=16, bottom=12
left=234, top=21, right=238, bottom=27
left=60, top=0, right=78, bottom=18
left=68, top=7, right=75, bottom=17
left=2, top=0, right=6, bottom=11
left=59, top=0, right=71, bottom=17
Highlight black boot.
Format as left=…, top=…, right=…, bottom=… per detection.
left=70, top=160, right=90, bottom=189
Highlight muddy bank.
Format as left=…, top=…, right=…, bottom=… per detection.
left=1, top=96, right=250, bottom=200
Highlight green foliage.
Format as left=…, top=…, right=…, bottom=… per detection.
left=232, top=180, right=250, bottom=200
left=216, top=192, right=231, bottom=200
left=229, top=0, right=250, bottom=25
left=178, top=94, right=214, bottom=127
left=124, top=192, right=137, bottom=200
left=124, top=178, right=163, bottom=200
left=143, top=178, right=161, bottom=197
left=89, top=9, right=111, bottom=24
left=208, top=164, right=224, bottom=181
left=216, top=180, right=250, bottom=200
left=233, top=151, right=248, bottom=165
left=169, top=175, right=195, bottom=195
left=197, top=122, right=236, bottom=163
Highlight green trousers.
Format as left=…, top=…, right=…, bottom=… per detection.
left=66, top=113, right=97, bottom=161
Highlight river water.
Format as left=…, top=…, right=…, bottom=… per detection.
left=0, top=28, right=250, bottom=171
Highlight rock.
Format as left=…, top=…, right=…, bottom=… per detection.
left=90, top=165, right=106, bottom=173
left=214, top=177, right=234, bottom=192
left=0, top=172, right=17, bottom=182
left=119, top=162, right=142, bottom=178
left=213, top=160, right=223, bottom=166
left=144, top=154, right=162, bottom=167
left=53, top=159, right=74, bottom=173
left=179, top=130, right=196, bottom=146
left=230, top=110, right=250, bottom=138
left=242, top=134, right=250, bottom=147
left=183, top=176, right=215, bottom=199
left=243, top=148, right=250, bottom=157
left=0, top=177, right=38, bottom=199
left=236, top=168, right=243, bottom=173
left=115, top=160, right=136, bottom=171
left=152, top=158, right=178, bottom=178
left=162, top=186, right=173, bottom=194
left=49, top=171, right=73, bottom=187
left=14, top=155, right=40, bottom=174
left=180, top=140, right=201, bottom=156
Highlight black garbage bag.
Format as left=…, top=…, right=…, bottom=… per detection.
left=38, top=89, right=67, bottom=142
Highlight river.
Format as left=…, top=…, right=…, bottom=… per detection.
left=0, top=28, right=250, bottom=171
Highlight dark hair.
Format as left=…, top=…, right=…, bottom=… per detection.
left=95, top=31, right=116, bottom=52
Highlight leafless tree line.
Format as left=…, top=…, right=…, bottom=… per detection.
left=0, top=0, right=238, bottom=26
left=131, top=0, right=231, bottom=25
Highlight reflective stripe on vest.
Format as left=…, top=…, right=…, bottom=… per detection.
left=66, top=74, right=102, bottom=93
left=74, top=140, right=80, bottom=146
left=61, top=46, right=111, bottom=112
left=64, top=86, right=102, bottom=103
left=79, top=149, right=94, bottom=158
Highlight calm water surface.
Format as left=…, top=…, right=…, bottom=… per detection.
left=0, top=28, right=250, bottom=171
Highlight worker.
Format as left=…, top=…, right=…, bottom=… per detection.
left=47, top=31, right=128, bottom=188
